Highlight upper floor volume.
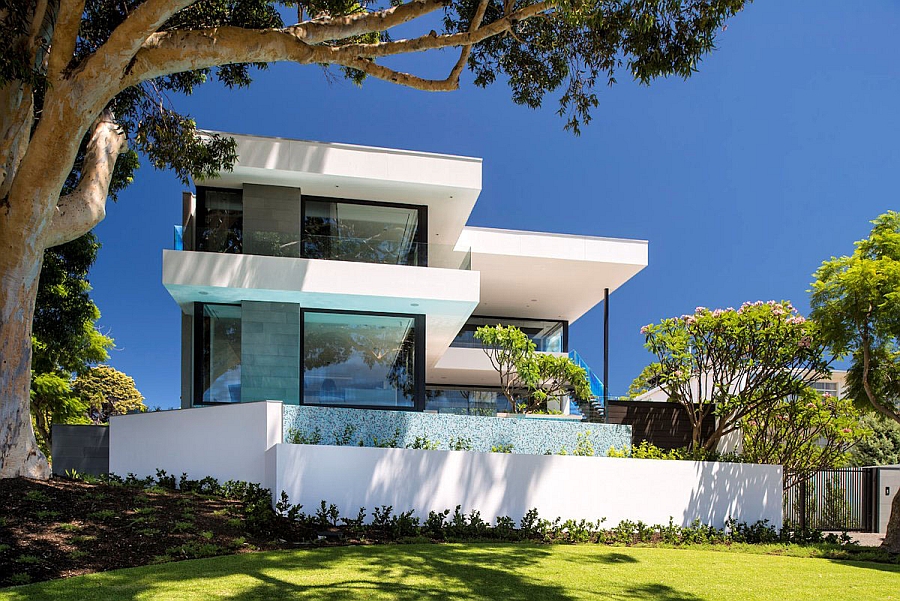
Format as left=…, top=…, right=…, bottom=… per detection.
left=163, top=132, right=649, bottom=413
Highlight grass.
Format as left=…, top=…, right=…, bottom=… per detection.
left=1, top=543, right=897, bottom=600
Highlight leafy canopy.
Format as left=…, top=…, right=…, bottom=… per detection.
left=631, top=301, right=832, bottom=450
left=475, top=324, right=591, bottom=413
left=810, top=211, right=900, bottom=423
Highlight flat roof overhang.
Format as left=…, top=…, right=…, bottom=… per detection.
left=457, top=227, right=649, bottom=323
left=198, top=132, right=483, bottom=247
left=162, top=250, right=480, bottom=369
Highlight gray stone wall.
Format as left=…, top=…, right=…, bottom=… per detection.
left=51, top=425, right=109, bottom=476
left=241, top=301, right=301, bottom=403
left=242, top=184, right=301, bottom=257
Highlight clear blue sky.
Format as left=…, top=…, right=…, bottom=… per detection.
left=89, top=1, right=900, bottom=409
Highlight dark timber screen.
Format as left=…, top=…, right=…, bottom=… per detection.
left=783, top=468, right=875, bottom=532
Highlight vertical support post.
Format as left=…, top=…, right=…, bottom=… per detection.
left=799, top=477, right=808, bottom=532
left=603, top=287, right=609, bottom=423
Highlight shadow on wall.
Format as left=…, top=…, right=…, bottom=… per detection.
left=683, top=461, right=783, bottom=529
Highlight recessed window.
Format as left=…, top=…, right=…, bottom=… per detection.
left=197, top=304, right=242, bottom=403
left=197, top=188, right=243, bottom=253
left=302, top=198, right=425, bottom=266
left=451, top=316, right=567, bottom=352
left=425, top=387, right=506, bottom=415
left=303, top=311, right=419, bottom=408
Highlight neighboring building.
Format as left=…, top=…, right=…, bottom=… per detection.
left=164, top=133, right=648, bottom=416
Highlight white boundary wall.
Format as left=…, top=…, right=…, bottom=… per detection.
left=110, top=403, right=782, bottom=528
left=272, top=443, right=782, bottom=528
left=109, top=401, right=282, bottom=485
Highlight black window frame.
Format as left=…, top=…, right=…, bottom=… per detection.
left=195, top=186, right=244, bottom=254
left=192, top=301, right=243, bottom=407
left=299, top=307, right=426, bottom=411
left=451, top=314, right=569, bottom=353
left=300, top=195, right=429, bottom=267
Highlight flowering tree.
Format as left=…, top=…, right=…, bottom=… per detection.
left=741, top=388, right=867, bottom=489
left=630, top=301, right=832, bottom=451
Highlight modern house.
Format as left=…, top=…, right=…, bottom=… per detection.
left=164, top=133, right=649, bottom=417
left=102, top=133, right=785, bottom=530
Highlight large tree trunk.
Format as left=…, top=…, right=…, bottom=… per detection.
left=0, top=236, right=49, bottom=479
left=882, top=488, right=900, bottom=552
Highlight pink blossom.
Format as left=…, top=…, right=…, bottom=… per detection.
left=640, top=325, right=651, bottom=334
left=695, top=306, right=708, bottom=313
left=842, top=428, right=852, bottom=434
left=712, top=309, right=724, bottom=317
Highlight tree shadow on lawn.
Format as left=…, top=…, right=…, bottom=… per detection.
left=0, top=544, right=705, bottom=601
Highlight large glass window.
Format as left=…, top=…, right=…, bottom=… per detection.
left=197, top=304, right=242, bottom=404
left=302, top=198, right=424, bottom=266
left=198, top=188, right=243, bottom=253
left=451, top=316, right=567, bottom=352
left=425, top=387, right=507, bottom=416
left=303, top=311, right=420, bottom=408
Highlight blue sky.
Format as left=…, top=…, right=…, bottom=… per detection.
left=89, top=1, right=900, bottom=408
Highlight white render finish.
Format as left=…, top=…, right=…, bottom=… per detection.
left=109, top=401, right=283, bottom=485
left=272, top=443, right=783, bottom=529
left=162, top=249, right=479, bottom=370
left=109, top=402, right=782, bottom=529
left=202, top=133, right=483, bottom=247
left=458, top=226, right=649, bottom=322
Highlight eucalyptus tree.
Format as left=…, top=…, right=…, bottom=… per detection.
left=0, top=0, right=748, bottom=477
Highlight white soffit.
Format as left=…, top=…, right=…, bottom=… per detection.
left=198, top=132, right=482, bottom=246
left=457, top=227, right=648, bottom=323
left=162, top=250, right=479, bottom=369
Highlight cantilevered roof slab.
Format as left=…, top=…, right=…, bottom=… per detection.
left=200, top=133, right=482, bottom=247
left=456, top=227, right=648, bottom=324
left=162, top=250, right=480, bottom=369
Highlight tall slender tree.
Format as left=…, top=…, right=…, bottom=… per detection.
left=0, top=0, right=748, bottom=477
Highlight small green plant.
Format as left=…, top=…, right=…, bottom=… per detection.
left=333, top=424, right=357, bottom=446
left=7, top=573, right=31, bottom=586
left=164, top=541, right=224, bottom=560
left=316, top=501, right=341, bottom=527
left=34, top=509, right=61, bottom=520
left=371, top=428, right=402, bottom=448
left=0, top=544, right=10, bottom=552
left=573, top=432, right=595, bottom=456
left=449, top=437, right=473, bottom=451
left=67, top=549, right=90, bottom=560
left=288, top=427, right=322, bottom=445
left=15, top=554, right=42, bottom=565
left=24, top=489, right=50, bottom=503
left=407, top=436, right=440, bottom=450
left=200, top=530, right=214, bottom=540
left=491, top=443, right=514, bottom=453
left=173, top=520, right=195, bottom=533
left=87, top=509, right=116, bottom=521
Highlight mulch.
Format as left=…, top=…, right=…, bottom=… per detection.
left=0, top=477, right=291, bottom=587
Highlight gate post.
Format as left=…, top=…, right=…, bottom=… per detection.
left=799, top=478, right=807, bottom=532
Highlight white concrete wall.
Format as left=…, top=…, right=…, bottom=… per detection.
left=272, top=443, right=782, bottom=529
left=109, top=401, right=282, bottom=485
left=878, top=466, right=900, bottom=533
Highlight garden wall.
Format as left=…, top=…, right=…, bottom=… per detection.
left=283, top=405, right=631, bottom=455
left=271, top=443, right=783, bottom=528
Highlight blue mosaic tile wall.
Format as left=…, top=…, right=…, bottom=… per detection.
left=282, top=405, right=631, bottom=456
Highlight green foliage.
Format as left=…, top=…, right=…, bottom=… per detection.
left=741, top=387, right=869, bottom=487
left=449, top=437, right=473, bottom=451
left=73, top=365, right=146, bottom=424
left=849, top=413, right=900, bottom=466
left=475, top=325, right=592, bottom=414
left=490, top=443, right=514, bottom=453
left=407, top=436, right=440, bottom=450
left=573, top=431, right=595, bottom=456
left=631, top=301, right=832, bottom=450
left=287, top=427, right=322, bottom=445
left=811, top=211, right=900, bottom=424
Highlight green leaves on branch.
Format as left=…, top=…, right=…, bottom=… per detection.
left=474, top=324, right=591, bottom=413
left=810, top=211, right=900, bottom=423
left=631, top=301, right=832, bottom=451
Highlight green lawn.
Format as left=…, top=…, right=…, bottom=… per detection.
left=1, top=543, right=897, bottom=601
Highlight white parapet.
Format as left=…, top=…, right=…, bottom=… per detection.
left=271, top=443, right=782, bottom=529
left=109, top=401, right=283, bottom=485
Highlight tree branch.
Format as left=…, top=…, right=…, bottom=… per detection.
left=47, top=0, right=85, bottom=80
left=45, top=110, right=127, bottom=248
left=290, top=0, right=449, bottom=44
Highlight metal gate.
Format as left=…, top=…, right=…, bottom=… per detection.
left=783, top=468, right=875, bottom=532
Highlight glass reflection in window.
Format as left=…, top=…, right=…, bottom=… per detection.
left=198, top=189, right=243, bottom=253
left=199, top=304, right=242, bottom=403
left=303, top=311, right=416, bottom=407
